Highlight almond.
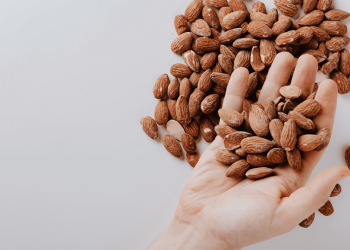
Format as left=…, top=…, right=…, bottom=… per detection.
left=188, top=91, right=204, bottom=118
left=264, top=98, right=277, bottom=120
left=270, top=119, right=284, bottom=146
left=213, top=61, right=224, bottom=73
left=222, top=11, right=246, bottom=30
left=272, top=17, right=291, bottom=35
left=181, top=133, right=197, bottom=154
left=178, top=78, right=191, bottom=100
left=268, top=8, right=279, bottom=24
left=325, top=9, right=350, bottom=21
left=330, top=70, right=350, bottom=94
left=289, top=111, right=314, bottom=130
left=274, top=0, right=298, bottom=17
left=174, top=15, right=188, bottom=35
left=241, top=136, right=275, bottom=154
left=166, top=120, right=185, bottom=141
left=234, top=50, right=251, bottom=70
left=204, top=0, right=229, bottom=8
left=243, top=98, right=253, bottom=113
left=311, top=27, right=331, bottom=42
left=314, top=127, right=331, bottom=151
left=189, top=70, right=204, bottom=87
left=176, top=96, right=191, bottom=125
left=298, top=10, right=324, bottom=26
left=346, top=146, right=350, bottom=168
left=220, top=45, right=236, bottom=61
left=153, top=74, right=170, bottom=99
left=202, top=6, right=221, bottom=30
left=326, top=36, right=350, bottom=52
left=182, top=50, right=200, bottom=72
left=284, top=99, right=296, bottom=113
left=195, top=37, right=221, bottom=52
left=211, top=84, right=227, bottom=95
left=228, top=0, right=249, bottom=14
left=200, top=115, right=216, bottom=142
left=317, top=0, right=333, bottom=12
left=211, top=28, right=222, bottom=42
left=168, top=100, right=178, bottom=121
left=140, top=116, right=159, bottom=140
left=198, top=69, right=213, bottom=93
left=186, top=153, right=200, bottom=167
left=286, top=147, right=302, bottom=170
left=246, top=154, right=274, bottom=167
left=201, top=94, right=220, bottom=114
left=171, top=32, right=193, bottom=55
left=304, top=39, right=319, bottom=50
left=233, top=38, right=260, bottom=49
left=249, top=104, right=270, bottom=137
left=183, top=119, right=200, bottom=139
left=250, top=46, right=265, bottom=72
left=294, top=99, right=321, bottom=117
left=276, top=30, right=300, bottom=46
left=260, top=39, right=277, bottom=66
left=219, top=28, right=243, bottom=45
left=297, top=134, right=322, bottom=151
left=322, top=52, right=340, bottom=75
left=331, top=184, right=342, bottom=197
left=319, top=21, right=348, bottom=36
left=319, top=200, right=334, bottom=216
left=184, top=0, right=203, bottom=22
left=162, top=135, right=182, bottom=158
left=219, top=109, right=244, bottom=127
left=208, top=111, right=220, bottom=126
left=292, top=27, right=314, bottom=45
left=279, top=85, right=302, bottom=99
left=250, top=12, right=273, bottom=27
left=245, top=72, right=259, bottom=97
left=303, top=0, right=318, bottom=14
left=211, top=72, right=231, bottom=88
left=248, top=21, right=273, bottom=38
left=170, top=63, right=192, bottom=78
left=215, top=125, right=236, bottom=139
left=215, top=149, right=241, bottom=165
left=280, top=119, right=297, bottom=151
left=242, top=111, right=252, bottom=133
left=274, top=96, right=284, bottom=106
left=191, top=33, right=206, bottom=55
left=240, top=22, right=249, bottom=33
left=246, top=167, right=274, bottom=180
left=218, top=54, right=234, bottom=75
left=251, top=1, right=267, bottom=14
left=219, top=7, right=233, bottom=31
left=299, top=213, right=315, bottom=228
left=154, top=100, right=169, bottom=125
left=226, top=159, right=250, bottom=177
left=277, top=103, right=285, bottom=113
left=190, top=19, right=212, bottom=37
left=289, top=17, right=300, bottom=30
left=267, top=148, right=286, bottom=164
left=201, top=52, right=218, bottom=71
left=236, top=148, right=247, bottom=157
left=302, top=50, right=327, bottom=63
left=168, top=78, right=180, bottom=100
left=340, top=49, right=350, bottom=76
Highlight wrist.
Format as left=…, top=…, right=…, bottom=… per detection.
left=148, top=218, right=240, bottom=250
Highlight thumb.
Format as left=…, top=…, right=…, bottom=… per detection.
left=273, top=165, right=350, bottom=233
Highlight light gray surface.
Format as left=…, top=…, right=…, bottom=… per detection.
left=0, top=0, right=350, bottom=249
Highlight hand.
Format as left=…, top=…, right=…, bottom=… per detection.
left=149, top=52, right=350, bottom=250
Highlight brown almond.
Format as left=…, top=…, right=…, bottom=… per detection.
left=168, top=78, right=180, bottom=100
left=222, top=11, right=246, bottom=30
left=176, top=96, right=191, bottom=125
left=279, top=85, right=302, bottom=99
left=153, top=74, right=170, bottom=99
left=228, top=0, right=249, bottom=14
left=289, top=111, right=314, bottom=130
left=283, top=99, right=295, bottom=113
left=303, top=50, right=327, bottom=63
left=267, top=148, right=286, bottom=164
left=204, top=0, right=229, bottom=8
left=246, top=167, right=274, bottom=179
left=294, top=99, right=321, bottom=118
left=195, top=37, right=221, bottom=52
left=276, top=30, right=300, bottom=46
left=171, top=32, right=193, bottom=55
left=297, top=134, right=323, bottom=151
left=251, top=46, right=265, bottom=72
left=179, top=78, right=192, bottom=100
left=292, top=27, right=314, bottom=45
left=218, top=54, right=234, bottom=75
left=315, top=127, right=331, bottom=151
left=201, top=94, right=220, bottom=114
left=183, top=50, right=200, bottom=72
left=245, top=72, right=259, bottom=98
left=246, top=154, right=274, bottom=167
left=190, top=19, right=212, bottom=37
left=140, top=116, right=159, bottom=140
left=250, top=12, right=273, bottom=27
left=201, top=52, right=218, bottom=71
left=174, top=15, right=188, bottom=35
left=319, top=21, right=348, bottom=37
left=268, top=8, right=279, bottom=24
left=260, top=39, right=277, bottom=66
left=331, top=184, right=342, bottom=197
left=215, top=149, right=240, bottom=165
left=184, top=0, right=203, bottom=22
left=270, top=119, right=284, bottom=146
left=219, top=7, right=233, bottom=31
left=248, top=21, right=273, bottom=38
left=235, top=148, right=247, bottom=157
left=162, top=135, right=182, bottom=158
left=330, top=70, right=350, bottom=94
left=264, top=98, right=277, bottom=120
left=286, top=147, right=302, bottom=170
left=183, top=119, right=200, bottom=139
left=311, top=27, right=331, bottom=42
left=325, top=9, right=350, bottom=21
left=154, top=100, right=169, bottom=125
left=202, top=6, right=220, bottom=30
left=303, top=0, right=318, bottom=14
left=281, top=119, right=297, bottom=151
left=299, top=213, right=315, bottom=228
left=224, top=131, right=252, bottom=150
left=274, top=0, right=298, bottom=17
left=168, top=100, right=178, bottom=121
left=272, top=16, right=291, bottom=36
left=211, top=72, right=230, bottom=88
left=322, top=52, right=341, bottom=75
left=326, top=36, right=350, bottom=52
left=233, top=38, right=260, bottom=49
left=200, top=115, right=216, bottom=142
left=226, top=159, right=250, bottom=177
left=170, top=63, right=192, bottom=78
left=215, top=125, right=236, bottom=139
left=213, top=61, right=224, bottom=73
left=340, top=49, right=350, bottom=76
left=220, top=45, right=236, bottom=61
left=319, top=200, right=334, bottom=216
left=198, top=69, right=213, bottom=93
left=298, top=10, right=324, bottom=26
left=189, top=89, right=205, bottom=117
left=346, top=146, right=350, bottom=169
left=186, top=153, right=200, bottom=167
left=189, top=70, right=204, bottom=87
left=251, top=1, right=267, bottom=14
left=317, top=0, right=333, bottom=12
left=234, top=50, right=251, bottom=70
left=181, top=133, right=197, bottom=155
left=241, top=136, right=275, bottom=154
left=249, top=104, right=270, bottom=137
left=219, top=28, right=243, bottom=45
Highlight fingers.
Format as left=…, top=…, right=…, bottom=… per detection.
left=272, top=165, right=350, bottom=234
left=290, top=54, right=318, bottom=99
left=258, top=52, right=295, bottom=104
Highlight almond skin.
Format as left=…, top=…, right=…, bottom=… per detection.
left=267, top=148, right=286, bottom=164
left=183, top=119, right=200, bottom=139
left=303, top=50, right=327, bottom=63
left=226, top=160, right=250, bottom=177
left=283, top=99, right=296, bottom=113
left=251, top=46, right=265, bottom=72
left=276, top=30, right=300, bottom=46
left=201, top=94, right=220, bottom=114
left=326, top=36, right=350, bottom=52
left=190, top=19, right=212, bottom=37
left=251, top=1, right=267, bottom=14
left=298, top=10, right=324, bottom=26
left=246, top=154, right=274, bottom=167
left=286, top=147, right=302, bottom=170
left=250, top=12, right=273, bottom=27
left=317, top=0, right=333, bottom=12
left=183, top=50, right=200, bottom=72
left=174, top=15, right=188, bottom=35
left=204, top=0, right=229, bottom=8
left=189, top=70, right=204, bottom=87
left=219, top=109, right=244, bottom=127
left=179, top=78, right=192, bottom=100
left=315, top=127, right=331, bottom=151
left=200, top=115, right=216, bottom=142
left=281, top=119, right=297, bottom=151
left=153, top=74, right=170, bottom=99
left=274, top=0, right=298, bottom=17
left=264, top=98, right=277, bottom=120
left=331, top=184, right=342, bottom=197
left=270, top=119, right=284, bottom=146
left=154, top=100, right=169, bottom=125
left=219, top=28, right=243, bottom=45
left=319, top=200, right=334, bottom=216
left=297, top=134, right=323, bottom=151
left=268, top=8, right=279, bottom=24
left=202, top=6, right=221, bottom=30
left=219, top=7, right=233, bottom=31
left=330, top=70, right=350, bottom=94
left=234, top=50, right=251, bottom=69
left=195, top=37, right=221, bottom=52
left=299, top=213, right=315, bottom=228
left=189, top=89, right=205, bottom=117
left=249, top=104, right=270, bottom=137
left=222, top=11, right=246, bottom=30
left=201, top=52, right=218, bottom=70
left=140, top=116, right=159, bottom=140
left=272, top=17, right=291, bottom=36
left=171, top=32, right=193, bottom=55
left=215, top=149, right=240, bottom=165
left=246, top=167, right=274, bottom=180
left=181, top=133, right=197, bottom=155
left=176, top=96, right=191, bottom=125
left=319, top=21, right=348, bottom=37
left=322, top=52, right=340, bottom=75
left=215, top=125, right=236, bottom=139
left=224, top=131, right=252, bottom=150
left=162, top=135, right=182, bottom=158
left=168, top=78, right=180, bottom=100
left=325, top=9, right=350, bottom=21
left=184, top=0, right=203, bottom=22
left=279, top=85, right=302, bottom=99
left=233, top=38, right=260, bottom=49
left=340, top=49, right=350, bottom=76
left=245, top=72, right=258, bottom=98
left=211, top=72, right=230, bottom=88
left=303, top=0, right=318, bottom=14
left=220, top=45, right=236, bottom=61
left=294, top=99, right=321, bottom=118
left=170, top=63, right=193, bottom=78
left=311, top=27, right=331, bottom=42
left=260, top=39, right=277, bottom=66
left=168, top=100, right=178, bottom=121
left=248, top=21, right=273, bottom=38
left=292, top=27, right=313, bottom=45
left=218, top=54, right=234, bottom=75
left=236, top=148, right=247, bottom=157
left=241, top=136, right=275, bottom=154
left=289, top=111, right=314, bottom=130
left=186, top=153, right=200, bottom=167
left=198, top=69, right=213, bottom=93
left=228, top=0, right=249, bottom=14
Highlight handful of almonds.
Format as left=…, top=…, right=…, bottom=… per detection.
left=140, top=0, right=350, bottom=228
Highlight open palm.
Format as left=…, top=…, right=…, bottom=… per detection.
left=174, top=53, right=350, bottom=250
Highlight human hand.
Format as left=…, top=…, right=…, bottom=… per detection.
left=149, top=52, right=350, bottom=250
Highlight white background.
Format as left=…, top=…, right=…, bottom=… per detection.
left=0, top=0, right=350, bottom=249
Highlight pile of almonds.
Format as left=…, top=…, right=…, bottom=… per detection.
left=140, top=0, right=350, bottom=228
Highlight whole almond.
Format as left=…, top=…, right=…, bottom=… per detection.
left=168, top=78, right=180, bottom=100
left=249, top=104, right=270, bottom=137
left=303, top=50, right=327, bottom=63
left=226, top=159, right=250, bottom=177
left=294, top=99, right=321, bottom=117
left=281, top=118, right=297, bottom=151
left=322, top=52, right=340, bottom=75
left=219, top=109, right=244, bottom=127
left=289, top=111, right=314, bottom=130
left=240, top=22, right=249, bottom=33
left=276, top=30, right=300, bottom=46
left=233, top=38, right=260, bottom=49
left=274, top=0, right=298, bottom=17
left=319, top=21, right=348, bottom=36
left=325, top=9, right=350, bottom=21
left=219, top=28, right=243, bottom=45
left=245, top=72, right=259, bottom=98
left=201, top=52, right=218, bottom=71
left=174, top=15, right=188, bottom=35
left=200, top=115, right=216, bottom=142
left=270, top=119, right=284, bottom=146
left=251, top=46, right=265, bottom=72
left=140, top=116, right=159, bottom=140
left=171, top=32, right=193, bottom=55
left=215, top=125, right=236, bottom=139
left=213, top=61, right=223, bottom=73
left=170, top=63, right=192, bottom=78
left=241, top=136, right=275, bottom=154
left=299, top=213, right=315, bottom=228
left=330, top=70, right=350, bottom=94
left=220, top=45, right=236, bottom=61
left=184, top=0, right=203, bottom=22
left=202, top=6, right=221, bottom=30
left=195, top=37, right=221, bottom=52
left=179, top=78, right=192, bottom=100
left=212, top=84, right=227, bottom=95
left=331, top=184, right=342, bottom=197
left=264, top=98, right=277, bottom=120
left=234, top=50, right=251, bottom=70
left=190, top=19, right=212, bottom=37
left=211, top=72, right=230, bottom=89
left=228, top=0, right=249, bottom=14
left=189, top=70, right=204, bottom=87
left=267, top=148, right=286, bottom=164
left=222, top=11, right=246, bottom=30
left=189, top=89, right=204, bottom=118
left=181, top=133, right=197, bottom=155
left=201, top=94, right=220, bottom=114
left=176, top=96, right=191, bottom=125
left=219, top=7, right=233, bottom=31
left=340, top=49, right=350, bottom=76
left=280, top=85, right=302, bottom=99
left=314, top=127, right=331, bottom=151
left=168, top=100, right=178, bottom=121
left=319, top=200, right=334, bottom=216
left=317, top=0, right=333, bottom=12
left=248, top=21, right=273, bottom=38
left=215, top=149, right=240, bottom=165
left=268, top=8, right=279, bottom=24
left=183, top=119, right=200, bottom=139
left=162, top=135, right=182, bottom=158
left=154, top=100, right=169, bottom=125
left=246, top=167, right=274, bottom=180
left=153, top=74, right=170, bottom=99
left=298, top=10, right=324, bottom=26
left=186, top=153, right=200, bottom=167
left=191, top=33, right=206, bottom=55
left=251, top=1, right=267, bottom=14
left=260, top=39, right=277, bottom=66
left=286, top=147, right=302, bottom=170
left=236, top=148, right=247, bottom=157
left=297, top=134, right=323, bottom=151
left=272, top=17, right=291, bottom=36
left=183, top=50, right=200, bottom=72
left=204, top=0, right=229, bottom=8
left=303, top=0, right=318, bottom=14
left=198, top=69, right=213, bottom=93
left=246, top=154, right=274, bottom=167
left=326, top=36, right=350, bottom=52
left=218, top=54, right=234, bottom=75
left=211, top=28, right=221, bottom=42
left=250, top=12, right=273, bottom=27
left=292, top=27, right=314, bottom=45
left=311, top=27, right=331, bottom=42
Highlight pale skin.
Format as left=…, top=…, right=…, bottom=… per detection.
left=149, top=52, right=350, bottom=250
